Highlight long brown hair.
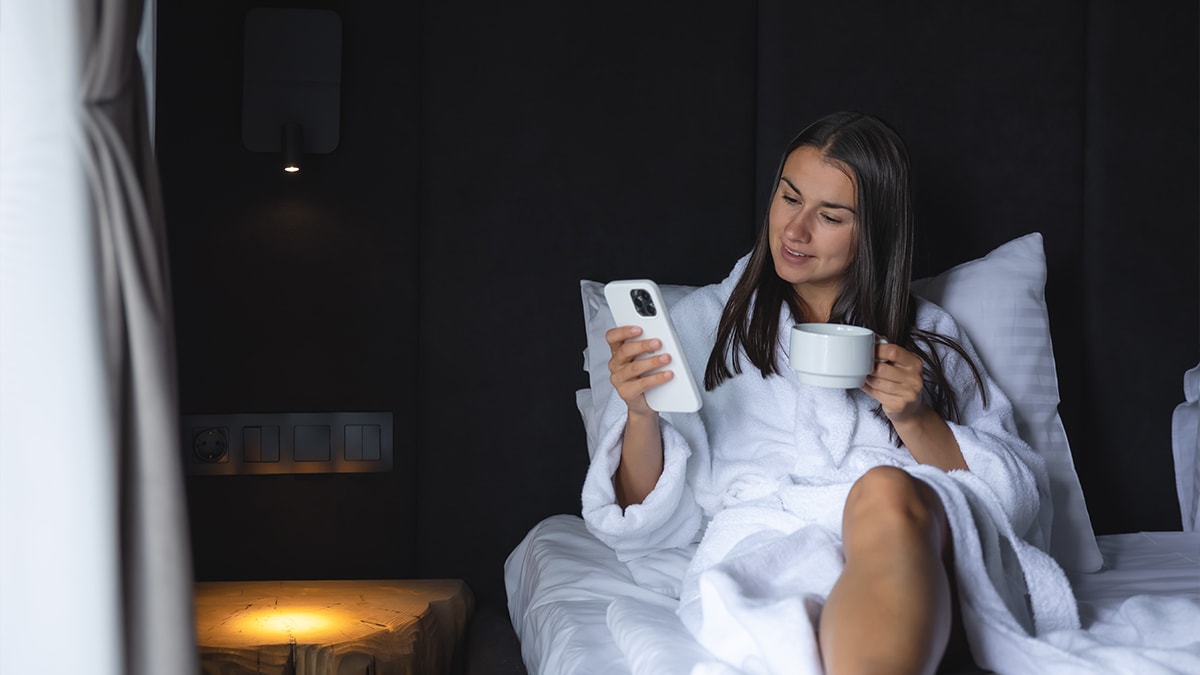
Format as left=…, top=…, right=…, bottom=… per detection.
left=703, top=112, right=985, bottom=430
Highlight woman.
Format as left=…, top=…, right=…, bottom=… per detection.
left=582, top=112, right=1059, bottom=674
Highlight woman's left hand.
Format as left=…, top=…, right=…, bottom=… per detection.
left=861, top=341, right=926, bottom=422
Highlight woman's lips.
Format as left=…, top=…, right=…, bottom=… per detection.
left=783, top=245, right=812, bottom=263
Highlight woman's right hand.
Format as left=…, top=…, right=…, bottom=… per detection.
left=606, top=325, right=670, bottom=508
left=606, top=325, right=674, bottom=417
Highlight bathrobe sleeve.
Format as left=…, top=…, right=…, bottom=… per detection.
left=580, top=386, right=705, bottom=560
left=916, top=299, right=1051, bottom=544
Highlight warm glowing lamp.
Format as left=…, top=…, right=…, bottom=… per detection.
left=282, top=123, right=302, bottom=174
left=242, top=9, right=341, bottom=174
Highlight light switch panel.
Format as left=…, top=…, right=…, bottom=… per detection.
left=182, top=412, right=392, bottom=475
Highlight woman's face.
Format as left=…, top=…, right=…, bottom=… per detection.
left=767, top=145, right=858, bottom=317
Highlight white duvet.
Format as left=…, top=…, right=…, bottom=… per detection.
left=506, top=516, right=1200, bottom=675
left=571, top=256, right=1200, bottom=674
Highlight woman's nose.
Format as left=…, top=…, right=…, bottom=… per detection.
left=784, top=210, right=813, bottom=241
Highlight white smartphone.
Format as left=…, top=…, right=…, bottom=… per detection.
left=604, top=279, right=703, bottom=413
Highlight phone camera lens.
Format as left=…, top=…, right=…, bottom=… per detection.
left=631, top=289, right=657, bottom=317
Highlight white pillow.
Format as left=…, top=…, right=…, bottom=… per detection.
left=910, top=233, right=1101, bottom=572
left=1172, top=363, right=1200, bottom=532
left=577, top=233, right=1103, bottom=573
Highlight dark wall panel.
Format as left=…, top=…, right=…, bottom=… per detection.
left=159, top=0, right=422, bottom=581
left=1082, top=0, right=1198, bottom=533
left=758, top=1, right=1086, bottom=272
left=418, top=3, right=759, bottom=603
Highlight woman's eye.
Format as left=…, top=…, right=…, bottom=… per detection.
left=782, top=195, right=799, bottom=205
left=821, top=213, right=842, bottom=224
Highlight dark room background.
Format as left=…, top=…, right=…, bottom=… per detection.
left=157, top=0, right=1198, bottom=617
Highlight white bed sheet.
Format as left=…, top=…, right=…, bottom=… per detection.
left=505, top=515, right=1200, bottom=675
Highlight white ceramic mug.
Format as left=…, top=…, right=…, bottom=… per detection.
left=789, top=323, right=876, bottom=388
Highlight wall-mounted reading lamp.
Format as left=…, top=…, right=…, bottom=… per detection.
left=242, top=8, right=341, bottom=174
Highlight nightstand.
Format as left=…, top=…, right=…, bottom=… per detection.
left=195, top=579, right=474, bottom=675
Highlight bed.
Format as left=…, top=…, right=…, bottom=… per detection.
left=504, top=233, right=1200, bottom=674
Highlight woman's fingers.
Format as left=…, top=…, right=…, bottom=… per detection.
left=609, top=337, right=665, bottom=373
left=605, top=325, right=643, bottom=354
left=862, top=343, right=924, bottom=418
left=612, top=349, right=671, bottom=388
left=613, top=358, right=674, bottom=399
left=874, top=342, right=920, bottom=369
left=606, top=325, right=674, bottom=411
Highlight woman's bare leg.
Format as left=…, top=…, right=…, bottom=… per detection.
left=818, top=466, right=954, bottom=675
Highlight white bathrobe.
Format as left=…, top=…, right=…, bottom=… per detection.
left=581, top=255, right=1082, bottom=674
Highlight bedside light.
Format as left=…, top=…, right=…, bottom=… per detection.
left=282, top=123, right=302, bottom=174
left=242, top=9, right=341, bottom=173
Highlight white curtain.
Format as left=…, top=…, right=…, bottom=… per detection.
left=0, top=1, right=196, bottom=673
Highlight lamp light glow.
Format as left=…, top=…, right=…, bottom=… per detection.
left=255, top=611, right=331, bottom=635
left=222, top=605, right=371, bottom=644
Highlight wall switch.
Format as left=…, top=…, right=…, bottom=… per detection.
left=362, top=424, right=381, bottom=461
left=243, top=426, right=281, bottom=463
left=295, top=425, right=331, bottom=461
left=182, top=412, right=392, bottom=475
left=345, top=424, right=363, bottom=461
left=343, top=424, right=382, bottom=461
left=243, top=427, right=263, bottom=462
left=261, top=426, right=280, bottom=462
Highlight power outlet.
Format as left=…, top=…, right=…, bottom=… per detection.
left=192, top=427, right=230, bottom=463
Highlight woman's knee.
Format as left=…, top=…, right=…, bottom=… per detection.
left=843, top=466, right=947, bottom=547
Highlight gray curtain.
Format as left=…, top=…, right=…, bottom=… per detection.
left=78, top=0, right=198, bottom=672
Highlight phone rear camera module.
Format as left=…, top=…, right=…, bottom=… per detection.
left=630, top=289, right=657, bottom=317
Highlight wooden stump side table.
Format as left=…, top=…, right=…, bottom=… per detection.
left=194, top=579, right=474, bottom=675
